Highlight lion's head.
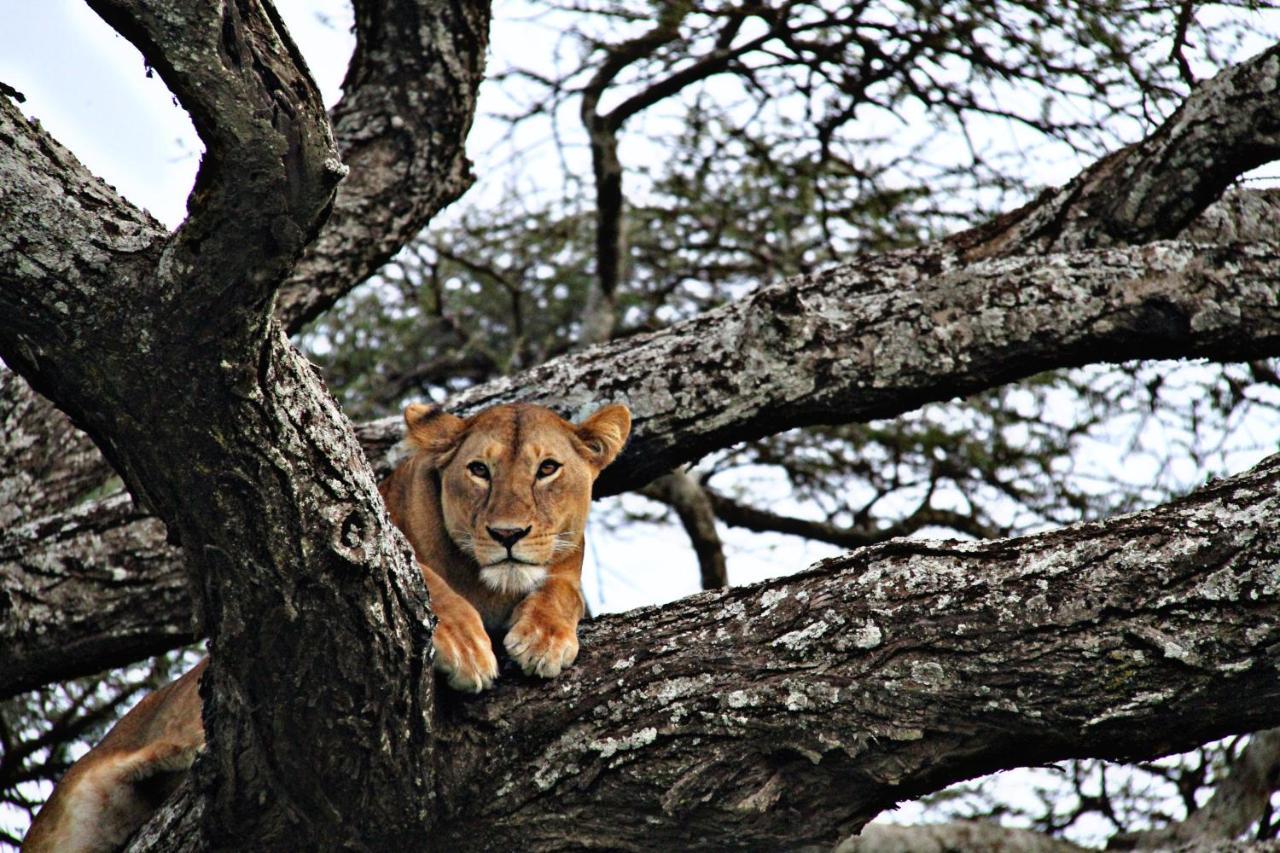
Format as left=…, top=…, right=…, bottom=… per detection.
left=402, top=402, right=631, bottom=596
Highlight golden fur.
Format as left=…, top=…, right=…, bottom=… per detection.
left=22, top=660, right=206, bottom=853
left=379, top=401, right=630, bottom=689
left=24, top=402, right=630, bottom=852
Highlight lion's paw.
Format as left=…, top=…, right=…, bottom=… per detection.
left=433, top=610, right=498, bottom=693
left=504, top=615, right=579, bottom=678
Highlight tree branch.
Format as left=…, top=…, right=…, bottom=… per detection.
left=957, top=44, right=1280, bottom=258
left=274, top=0, right=491, bottom=329
left=1112, top=729, right=1280, bottom=849
left=0, top=494, right=190, bottom=698
left=0, top=0, right=455, bottom=846
left=0, top=370, right=114, bottom=526
left=445, top=237, right=1280, bottom=498
left=132, top=449, right=1280, bottom=849
left=641, top=470, right=729, bottom=589
left=0, top=0, right=493, bottom=530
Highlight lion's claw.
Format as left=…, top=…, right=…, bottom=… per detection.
left=433, top=612, right=498, bottom=693
left=504, top=616, right=579, bottom=678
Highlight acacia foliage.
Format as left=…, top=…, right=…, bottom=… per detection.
left=302, top=0, right=1280, bottom=559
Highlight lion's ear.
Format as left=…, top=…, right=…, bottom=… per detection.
left=404, top=404, right=465, bottom=467
left=574, top=404, right=631, bottom=472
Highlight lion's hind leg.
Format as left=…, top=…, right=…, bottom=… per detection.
left=22, top=738, right=201, bottom=853
left=23, top=738, right=202, bottom=853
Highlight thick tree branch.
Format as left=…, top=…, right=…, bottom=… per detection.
left=274, top=0, right=491, bottom=329
left=132, top=449, right=1280, bottom=849
left=958, top=44, right=1280, bottom=258
left=440, top=238, right=1280, bottom=497
left=0, top=0, right=466, bottom=846
left=0, top=370, right=113, bottom=526
left=82, top=0, right=345, bottom=334
left=0, top=494, right=189, bottom=698
left=0, top=0, right=492, bottom=528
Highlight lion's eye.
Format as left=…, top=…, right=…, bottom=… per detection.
left=467, top=461, right=490, bottom=480
left=537, top=459, right=561, bottom=479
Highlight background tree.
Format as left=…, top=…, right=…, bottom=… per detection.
left=2, top=0, right=1280, bottom=849
left=304, top=0, right=1280, bottom=594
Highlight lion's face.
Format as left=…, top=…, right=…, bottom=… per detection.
left=404, top=402, right=631, bottom=596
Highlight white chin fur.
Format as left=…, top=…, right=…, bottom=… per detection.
left=479, top=563, right=548, bottom=596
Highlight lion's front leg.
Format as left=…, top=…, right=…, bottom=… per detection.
left=504, top=575, right=584, bottom=678
left=420, top=563, right=498, bottom=693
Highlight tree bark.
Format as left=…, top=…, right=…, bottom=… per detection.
left=0, top=0, right=493, bottom=844
left=0, top=370, right=114, bottom=526
left=273, top=0, right=490, bottom=329
left=4, top=10, right=1280, bottom=851
left=129, top=448, right=1280, bottom=850
left=0, top=494, right=189, bottom=698
left=1, top=0, right=493, bottom=699
left=445, top=237, right=1280, bottom=497
left=0, top=0, right=492, bottom=523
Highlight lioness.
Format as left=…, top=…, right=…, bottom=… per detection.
left=23, top=402, right=631, bottom=853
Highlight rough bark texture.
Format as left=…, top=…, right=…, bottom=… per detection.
left=0, top=0, right=493, bottom=516
left=5, top=6, right=1280, bottom=850
left=0, top=0, right=492, bottom=845
left=273, top=0, right=490, bottom=329
left=129, top=449, right=1280, bottom=850
left=428, top=452, right=1280, bottom=849
left=0, top=0, right=492, bottom=702
left=955, top=44, right=1280, bottom=258
left=437, top=238, right=1280, bottom=497
left=0, top=494, right=188, bottom=698
left=0, top=0, right=491, bottom=490
left=4, top=189, right=1280, bottom=699
left=0, top=370, right=114, bottom=526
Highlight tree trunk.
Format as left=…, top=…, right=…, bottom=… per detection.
left=1, top=0, right=489, bottom=844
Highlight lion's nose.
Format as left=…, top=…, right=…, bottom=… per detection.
left=487, top=526, right=531, bottom=549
